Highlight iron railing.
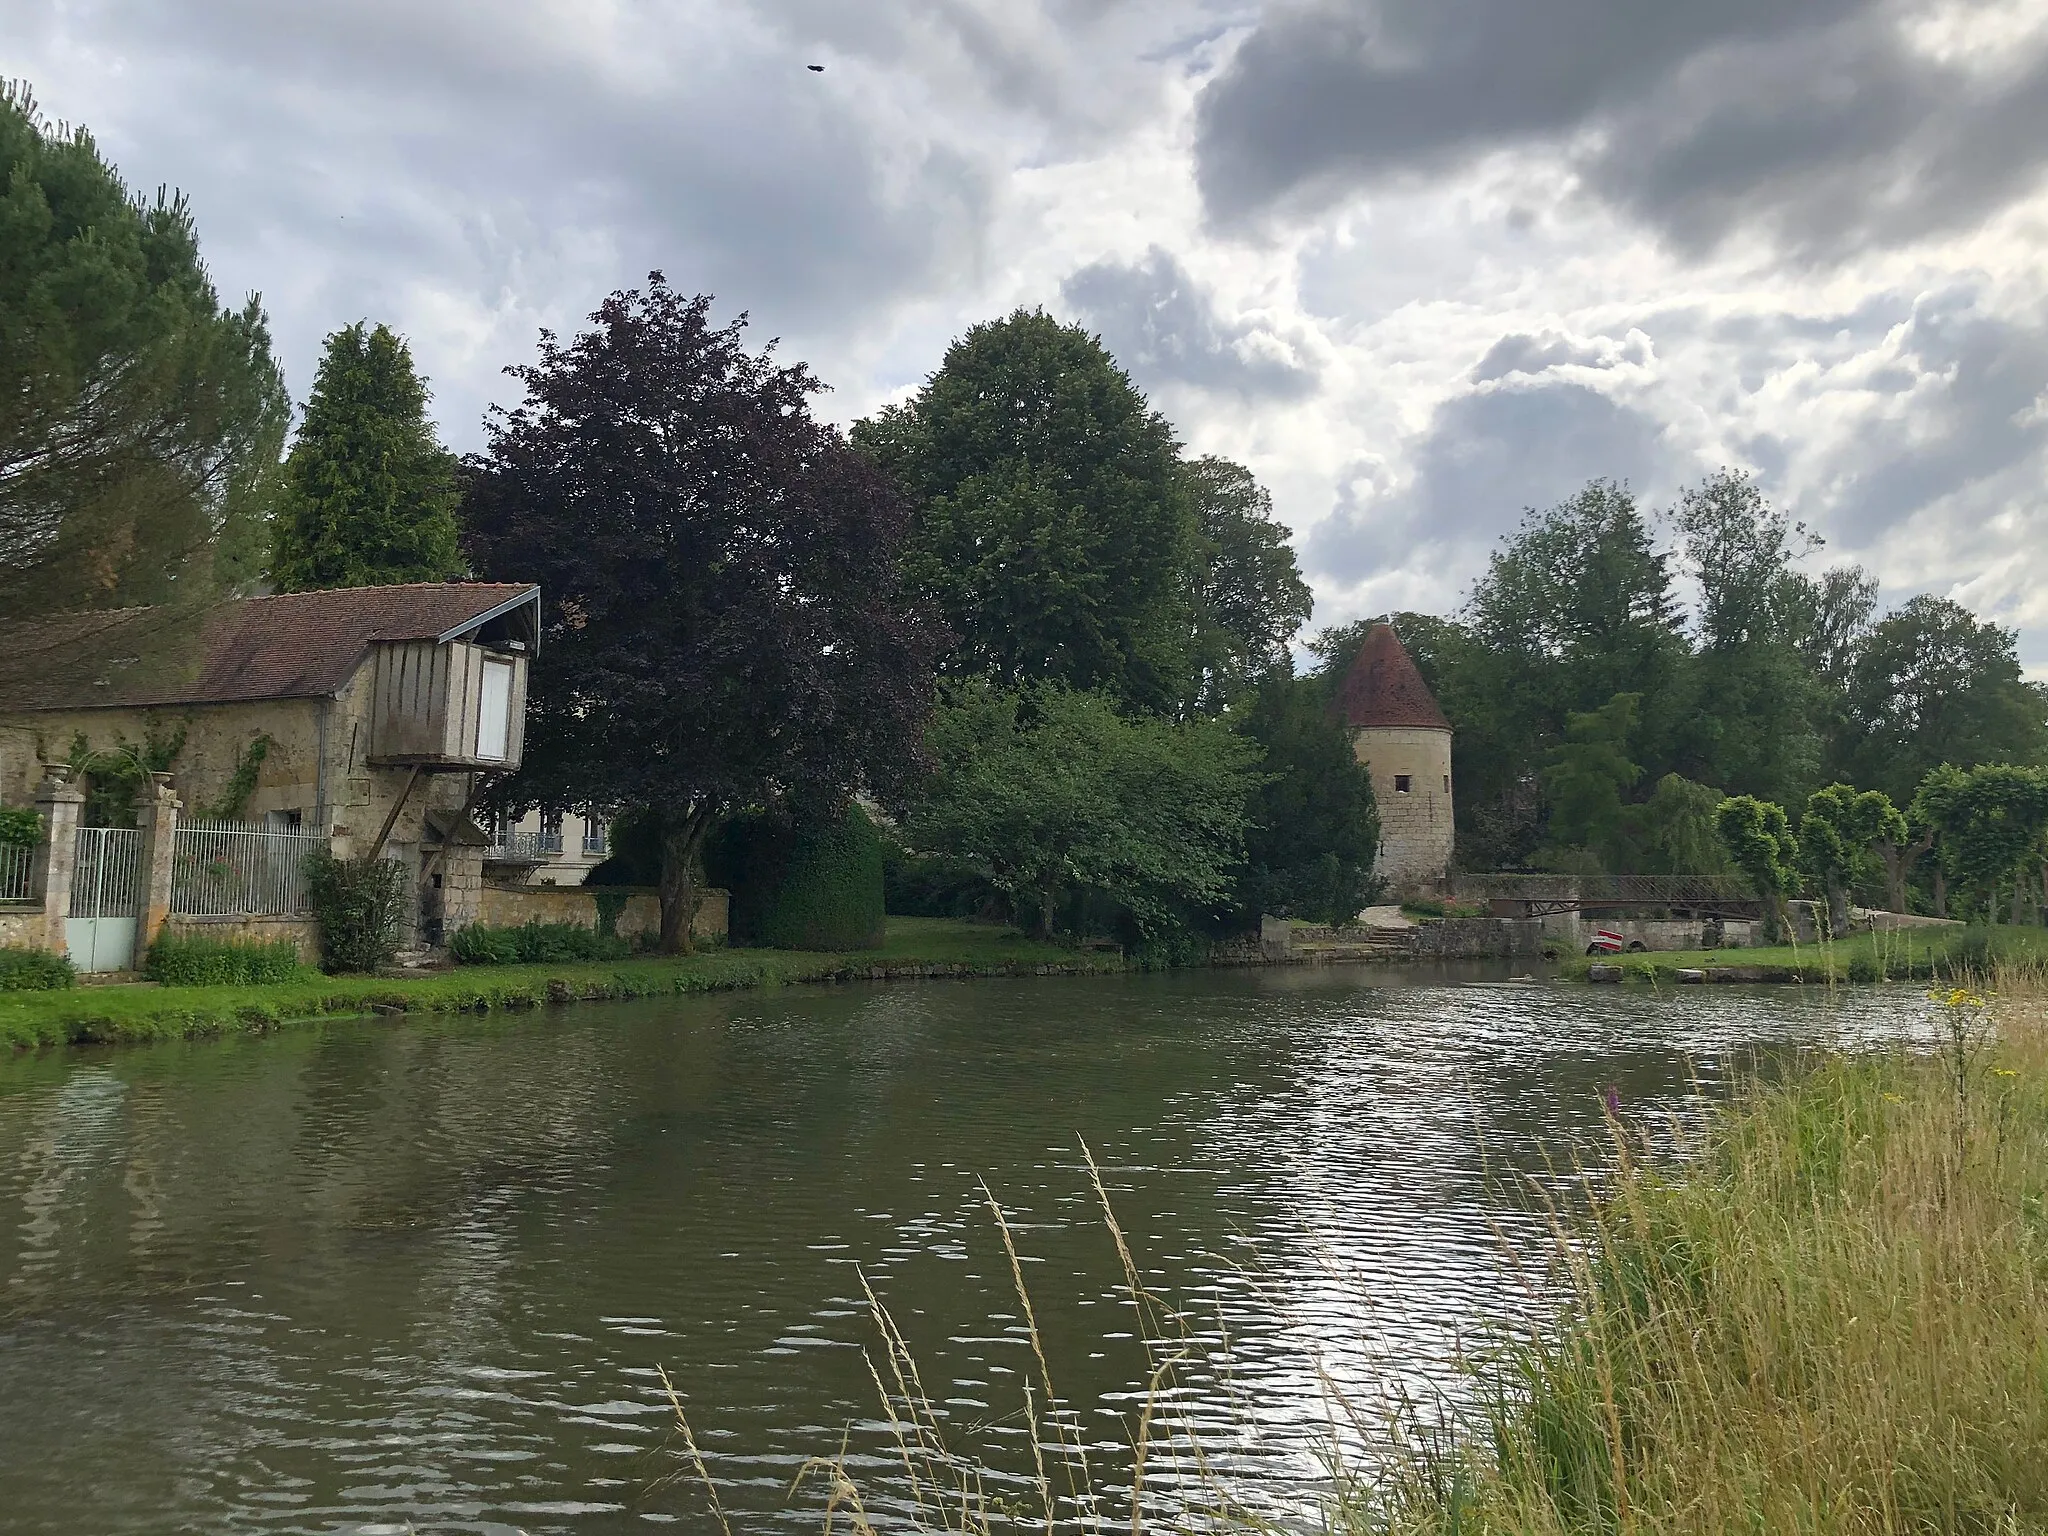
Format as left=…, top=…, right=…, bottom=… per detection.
left=487, top=829, right=549, bottom=862
left=0, top=841, right=33, bottom=902
left=70, top=827, right=144, bottom=918
left=170, top=819, right=326, bottom=917
left=582, top=821, right=607, bottom=855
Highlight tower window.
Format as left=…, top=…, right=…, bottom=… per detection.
left=1394, top=774, right=1412, bottom=794
left=1443, top=776, right=1450, bottom=792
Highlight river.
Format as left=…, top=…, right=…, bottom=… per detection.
left=0, top=965, right=1938, bottom=1534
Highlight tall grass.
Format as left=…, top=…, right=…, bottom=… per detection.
left=728, top=972, right=2048, bottom=1534
left=1353, top=972, right=2048, bottom=1535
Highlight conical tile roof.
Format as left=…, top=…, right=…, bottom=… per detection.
left=1332, top=622, right=1451, bottom=731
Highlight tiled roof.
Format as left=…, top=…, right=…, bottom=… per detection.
left=0, top=584, right=538, bottom=711
left=1332, top=622, right=1452, bottom=732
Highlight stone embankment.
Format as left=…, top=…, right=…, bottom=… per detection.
left=1246, top=913, right=1547, bottom=965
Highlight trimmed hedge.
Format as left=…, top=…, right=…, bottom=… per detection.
left=146, top=933, right=304, bottom=986
left=707, top=803, right=885, bottom=951
left=0, top=946, right=73, bottom=991
left=450, top=920, right=631, bottom=965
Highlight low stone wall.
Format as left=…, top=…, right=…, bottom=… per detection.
left=477, top=883, right=729, bottom=943
left=1413, top=916, right=1547, bottom=958
left=1253, top=914, right=1544, bottom=962
left=0, top=906, right=45, bottom=950
left=161, top=914, right=322, bottom=964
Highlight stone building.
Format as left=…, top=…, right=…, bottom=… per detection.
left=0, top=583, right=540, bottom=949
left=1331, top=621, right=1454, bottom=887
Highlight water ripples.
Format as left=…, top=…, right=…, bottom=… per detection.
left=0, top=968, right=1940, bottom=1533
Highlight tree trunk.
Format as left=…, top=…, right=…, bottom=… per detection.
left=1826, top=878, right=1851, bottom=939
left=1932, top=866, right=1947, bottom=918
left=658, top=810, right=712, bottom=955
left=1035, top=885, right=1057, bottom=941
left=2014, top=871, right=2028, bottom=927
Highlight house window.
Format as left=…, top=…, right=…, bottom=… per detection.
left=582, top=817, right=607, bottom=855
left=477, top=657, right=514, bottom=761
left=539, top=811, right=564, bottom=855
left=1394, top=774, right=1412, bottom=794
left=264, top=808, right=302, bottom=829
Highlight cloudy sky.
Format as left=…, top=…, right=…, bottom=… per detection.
left=11, top=0, right=2048, bottom=663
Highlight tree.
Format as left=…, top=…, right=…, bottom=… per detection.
left=1909, top=764, right=1971, bottom=917
left=1797, top=784, right=1906, bottom=937
left=1182, top=456, right=1313, bottom=713
left=0, top=83, right=288, bottom=675
left=269, top=322, right=464, bottom=591
left=1933, top=765, right=2048, bottom=924
left=1540, top=692, right=1643, bottom=871
left=1716, top=795, right=1799, bottom=941
left=1234, top=669, right=1380, bottom=924
left=1667, top=469, right=1832, bottom=802
left=1636, top=773, right=1731, bottom=875
left=896, top=682, right=1260, bottom=942
left=462, top=275, right=941, bottom=950
left=1836, top=596, right=2048, bottom=802
left=853, top=310, right=1198, bottom=712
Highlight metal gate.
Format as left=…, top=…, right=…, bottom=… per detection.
left=67, top=826, right=144, bottom=972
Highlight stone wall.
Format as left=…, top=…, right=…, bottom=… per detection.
left=0, top=906, right=44, bottom=949
left=161, top=914, right=322, bottom=963
left=1255, top=914, right=1544, bottom=962
left=477, top=883, right=730, bottom=943
left=1412, top=917, right=1547, bottom=958
left=1350, top=724, right=1454, bottom=885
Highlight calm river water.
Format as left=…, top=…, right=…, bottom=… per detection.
left=0, top=966, right=1938, bottom=1534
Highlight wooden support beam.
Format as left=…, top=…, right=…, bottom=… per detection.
left=368, top=765, right=423, bottom=861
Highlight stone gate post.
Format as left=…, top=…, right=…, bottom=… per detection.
left=136, top=773, right=181, bottom=954
left=32, top=768, right=84, bottom=956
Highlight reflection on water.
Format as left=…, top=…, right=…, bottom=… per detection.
left=0, top=967, right=1938, bottom=1533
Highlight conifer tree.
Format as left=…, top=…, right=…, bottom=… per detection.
left=268, top=322, right=463, bottom=591
left=0, top=83, right=288, bottom=632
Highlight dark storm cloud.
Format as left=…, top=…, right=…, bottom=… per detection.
left=1196, top=0, right=2048, bottom=256
left=1061, top=246, right=1319, bottom=398
left=1306, top=380, right=1679, bottom=584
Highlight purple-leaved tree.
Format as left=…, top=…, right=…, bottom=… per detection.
left=464, top=275, right=942, bottom=951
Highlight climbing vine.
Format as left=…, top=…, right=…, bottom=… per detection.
left=65, top=724, right=187, bottom=827
left=203, top=734, right=274, bottom=821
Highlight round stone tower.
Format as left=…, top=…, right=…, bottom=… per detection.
left=1332, top=621, right=1454, bottom=887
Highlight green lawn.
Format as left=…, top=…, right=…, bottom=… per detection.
left=0, top=918, right=1116, bottom=1052
left=1560, top=923, right=2048, bottom=984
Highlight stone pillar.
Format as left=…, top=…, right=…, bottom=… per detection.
left=31, top=768, right=84, bottom=956
left=136, top=772, right=182, bottom=952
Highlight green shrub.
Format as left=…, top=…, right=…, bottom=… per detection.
left=449, top=920, right=630, bottom=965
left=0, top=945, right=73, bottom=990
left=707, top=802, right=885, bottom=951
left=145, top=933, right=304, bottom=986
left=304, top=852, right=408, bottom=973
left=0, top=806, right=41, bottom=848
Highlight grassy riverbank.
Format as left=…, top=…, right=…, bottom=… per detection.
left=1350, top=978, right=2048, bottom=1534
left=0, top=917, right=1115, bottom=1051
left=1559, top=923, right=2048, bottom=984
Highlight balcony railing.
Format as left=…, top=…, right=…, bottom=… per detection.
left=486, top=830, right=550, bottom=863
